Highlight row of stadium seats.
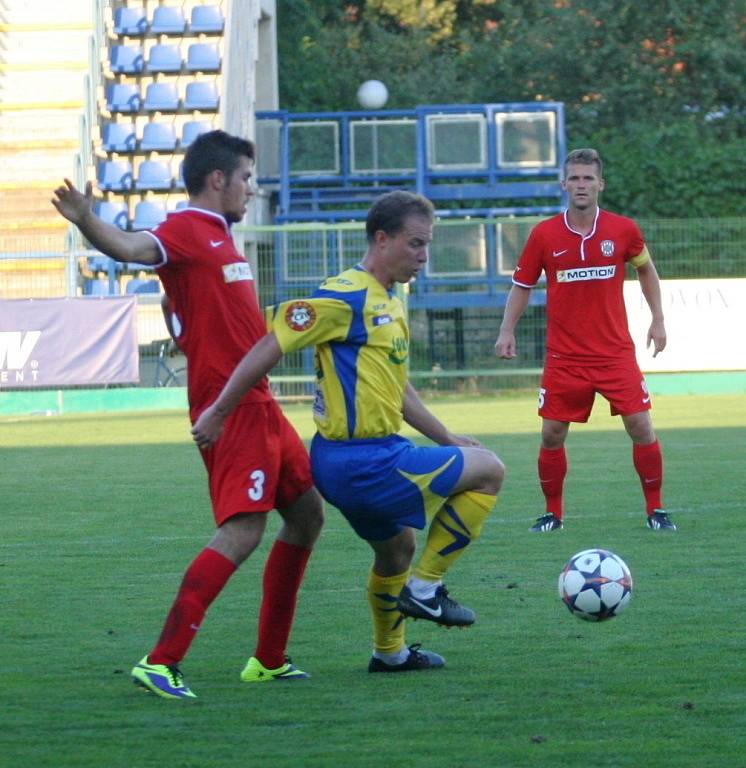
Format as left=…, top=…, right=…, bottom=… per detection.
left=110, top=42, right=221, bottom=75
left=113, top=5, right=223, bottom=36
left=84, top=276, right=161, bottom=295
left=102, top=119, right=212, bottom=152
left=106, top=80, right=219, bottom=113
left=97, top=158, right=184, bottom=192
left=94, top=199, right=186, bottom=230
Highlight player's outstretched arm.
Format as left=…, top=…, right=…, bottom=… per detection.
left=402, top=382, right=482, bottom=448
left=51, top=178, right=159, bottom=265
left=636, top=260, right=666, bottom=357
left=495, top=285, right=532, bottom=359
left=191, top=332, right=284, bottom=448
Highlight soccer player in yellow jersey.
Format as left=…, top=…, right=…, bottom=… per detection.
left=193, top=191, right=505, bottom=673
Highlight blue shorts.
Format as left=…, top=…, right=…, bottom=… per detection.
left=310, top=433, right=464, bottom=541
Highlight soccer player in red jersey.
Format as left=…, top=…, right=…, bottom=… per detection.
left=52, top=130, right=324, bottom=698
left=495, top=148, right=675, bottom=532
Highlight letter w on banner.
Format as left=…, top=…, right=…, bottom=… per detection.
left=0, top=297, right=139, bottom=388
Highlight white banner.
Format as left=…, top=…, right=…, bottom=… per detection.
left=624, top=278, right=746, bottom=372
left=0, top=296, right=139, bottom=388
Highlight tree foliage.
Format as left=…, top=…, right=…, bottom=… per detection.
left=276, top=0, right=746, bottom=217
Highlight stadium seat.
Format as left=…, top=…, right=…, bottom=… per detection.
left=106, top=83, right=142, bottom=113
left=94, top=200, right=129, bottom=230
left=147, top=44, right=182, bottom=74
left=97, top=160, right=133, bottom=192
left=109, top=44, right=144, bottom=74
left=87, top=254, right=121, bottom=273
left=144, top=82, right=180, bottom=112
left=181, top=119, right=213, bottom=148
left=84, top=278, right=115, bottom=296
left=185, top=43, right=221, bottom=73
left=135, top=160, right=173, bottom=191
left=189, top=5, right=224, bottom=33
left=184, top=81, right=219, bottom=111
left=174, top=199, right=189, bottom=210
left=150, top=6, right=186, bottom=34
left=101, top=122, right=136, bottom=153
left=113, top=6, right=147, bottom=36
left=126, top=278, right=161, bottom=294
left=140, top=121, right=177, bottom=151
left=175, top=160, right=185, bottom=190
left=132, top=200, right=167, bottom=230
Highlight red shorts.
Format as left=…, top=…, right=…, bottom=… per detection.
left=197, top=399, right=313, bottom=526
left=539, top=358, right=652, bottom=423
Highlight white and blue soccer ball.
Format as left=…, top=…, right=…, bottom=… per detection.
left=558, top=548, right=633, bottom=621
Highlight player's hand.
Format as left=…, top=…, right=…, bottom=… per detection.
left=191, top=404, right=225, bottom=449
left=51, top=178, right=94, bottom=225
left=495, top=331, right=517, bottom=359
left=647, top=320, right=666, bottom=358
left=447, top=433, right=484, bottom=448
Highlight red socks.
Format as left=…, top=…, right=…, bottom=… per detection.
left=538, top=446, right=567, bottom=519
left=149, top=548, right=236, bottom=666
left=254, top=540, right=312, bottom=669
left=633, top=440, right=663, bottom=514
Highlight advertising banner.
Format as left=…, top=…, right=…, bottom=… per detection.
left=624, top=278, right=746, bottom=372
left=0, top=296, right=139, bottom=388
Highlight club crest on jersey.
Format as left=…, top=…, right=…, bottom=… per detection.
left=285, top=301, right=316, bottom=331
left=600, top=240, right=615, bottom=257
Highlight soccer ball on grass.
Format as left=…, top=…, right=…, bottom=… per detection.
left=558, top=548, right=633, bottom=621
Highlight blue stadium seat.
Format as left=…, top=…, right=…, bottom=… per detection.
left=140, top=121, right=177, bottom=151
left=150, top=5, right=186, bottom=34
left=147, top=43, right=182, bottom=74
left=106, top=83, right=142, bottom=113
left=87, top=254, right=122, bottom=273
left=180, top=119, right=213, bottom=148
left=144, top=82, right=180, bottom=112
left=132, top=200, right=167, bottom=230
left=175, top=160, right=185, bottom=190
left=184, top=81, right=219, bottom=111
left=185, top=43, right=220, bottom=73
left=84, top=278, right=116, bottom=296
left=113, top=6, right=147, bottom=35
left=174, top=199, right=189, bottom=210
left=101, top=122, right=136, bottom=153
left=189, top=5, right=224, bottom=33
left=97, top=160, right=133, bottom=192
left=109, top=44, right=144, bottom=74
left=94, top=200, right=129, bottom=230
left=126, top=278, right=161, bottom=294
left=135, top=160, right=173, bottom=191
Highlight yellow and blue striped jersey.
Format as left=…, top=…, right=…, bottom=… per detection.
left=266, top=266, right=409, bottom=440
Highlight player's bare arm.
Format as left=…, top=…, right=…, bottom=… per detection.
left=52, top=178, right=160, bottom=265
left=495, top=284, right=532, bottom=358
left=636, top=260, right=666, bottom=357
left=191, top=332, right=284, bottom=448
left=402, top=383, right=482, bottom=448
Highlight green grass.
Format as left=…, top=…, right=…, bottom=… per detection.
left=1, top=394, right=745, bottom=767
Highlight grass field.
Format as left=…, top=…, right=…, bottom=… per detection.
left=2, top=393, right=745, bottom=767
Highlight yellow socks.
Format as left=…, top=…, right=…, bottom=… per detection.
left=413, top=491, right=496, bottom=582
left=367, top=568, right=408, bottom=654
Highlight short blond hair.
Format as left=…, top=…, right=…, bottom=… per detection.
left=564, top=148, right=603, bottom=178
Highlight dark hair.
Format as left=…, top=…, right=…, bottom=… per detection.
left=365, top=190, right=435, bottom=242
left=182, top=130, right=255, bottom=195
left=564, top=147, right=603, bottom=177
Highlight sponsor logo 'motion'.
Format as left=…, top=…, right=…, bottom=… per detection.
left=0, top=331, right=41, bottom=369
left=557, top=265, right=617, bottom=283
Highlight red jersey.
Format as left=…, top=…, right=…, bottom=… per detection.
left=148, top=207, right=271, bottom=411
left=513, top=208, right=648, bottom=363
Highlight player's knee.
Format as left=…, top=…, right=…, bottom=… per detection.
left=483, top=452, right=505, bottom=495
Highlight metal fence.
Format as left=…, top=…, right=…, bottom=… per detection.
left=3, top=216, right=745, bottom=393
